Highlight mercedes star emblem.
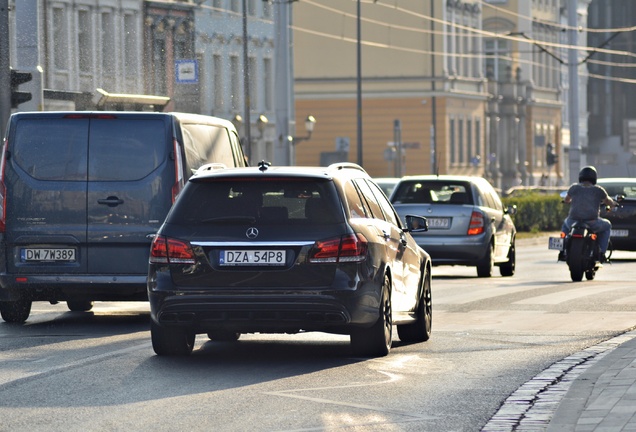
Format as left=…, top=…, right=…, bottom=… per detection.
left=246, top=227, right=259, bottom=239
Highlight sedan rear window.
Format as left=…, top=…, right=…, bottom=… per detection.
left=600, top=183, right=636, bottom=198
left=169, top=178, right=344, bottom=225
left=391, top=181, right=473, bottom=205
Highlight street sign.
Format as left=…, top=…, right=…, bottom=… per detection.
left=175, top=60, right=198, bottom=84
left=384, top=148, right=396, bottom=161
left=336, top=137, right=350, bottom=152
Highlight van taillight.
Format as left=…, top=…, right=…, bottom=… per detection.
left=309, top=234, right=368, bottom=263
left=0, top=182, right=6, bottom=233
left=171, top=138, right=185, bottom=203
left=149, top=236, right=195, bottom=265
left=467, top=211, right=485, bottom=236
left=0, top=139, right=8, bottom=233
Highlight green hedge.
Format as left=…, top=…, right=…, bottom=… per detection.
left=502, top=193, right=568, bottom=233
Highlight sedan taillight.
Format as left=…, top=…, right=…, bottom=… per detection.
left=467, top=211, right=485, bottom=236
left=309, top=234, right=368, bottom=263
left=150, top=236, right=196, bottom=265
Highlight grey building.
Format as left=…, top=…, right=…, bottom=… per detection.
left=587, top=0, right=636, bottom=177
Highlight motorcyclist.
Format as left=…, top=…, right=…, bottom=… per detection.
left=561, top=166, right=617, bottom=262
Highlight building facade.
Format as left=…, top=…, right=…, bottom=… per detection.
left=292, top=0, right=592, bottom=191
left=193, top=0, right=275, bottom=163
left=8, top=0, right=276, bottom=163
left=7, top=0, right=597, bottom=184
left=293, top=0, right=489, bottom=181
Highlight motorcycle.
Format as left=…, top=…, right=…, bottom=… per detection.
left=548, top=193, right=623, bottom=282
left=549, top=221, right=603, bottom=281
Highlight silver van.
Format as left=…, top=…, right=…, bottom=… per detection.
left=0, top=111, right=246, bottom=322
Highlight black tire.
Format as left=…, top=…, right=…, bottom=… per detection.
left=151, top=320, right=195, bottom=356
left=0, top=298, right=32, bottom=323
left=567, top=237, right=585, bottom=282
left=499, top=239, right=516, bottom=277
left=350, top=274, right=392, bottom=357
left=476, top=243, right=494, bottom=278
left=207, top=330, right=241, bottom=342
left=397, top=271, right=432, bottom=343
left=67, top=300, right=94, bottom=312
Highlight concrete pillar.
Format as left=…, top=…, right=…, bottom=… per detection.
left=516, top=68, right=528, bottom=186
left=486, top=79, right=501, bottom=188
left=500, top=66, right=520, bottom=191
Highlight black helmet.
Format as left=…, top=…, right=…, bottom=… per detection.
left=578, top=166, right=598, bottom=184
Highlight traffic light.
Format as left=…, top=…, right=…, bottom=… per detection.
left=546, top=143, right=557, bottom=166
left=10, top=69, right=32, bottom=108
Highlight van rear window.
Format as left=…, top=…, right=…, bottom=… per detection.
left=12, top=117, right=167, bottom=182
left=88, top=119, right=167, bottom=181
left=13, top=118, right=89, bottom=181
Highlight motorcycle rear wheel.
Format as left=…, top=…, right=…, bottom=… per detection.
left=567, top=237, right=585, bottom=282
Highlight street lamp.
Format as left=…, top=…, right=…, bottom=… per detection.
left=256, top=114, right=269, bottom=139
left=232, top=114, right=244, bottom=133
left=292, top=115, right=316, bottom=145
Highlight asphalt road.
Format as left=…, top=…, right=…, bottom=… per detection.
left=1, top=236, right=635, bottom=432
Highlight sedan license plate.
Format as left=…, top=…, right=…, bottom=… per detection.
left=21, top=248, right=76, bottom=262
left=219, top=250, right=286, bottom=266
left=611, top=229, right=628, bottom=237
left=427, top=217, right=450, bottom=229
left=548, top=237, right=563, bottom=250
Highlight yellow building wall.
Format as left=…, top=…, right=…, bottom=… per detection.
left=295, top=94, right=486, bottom=178
left=295, top=97, right=435, bottom=178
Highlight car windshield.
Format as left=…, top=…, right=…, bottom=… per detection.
left=391, top=181, right=473, bottom=205
left=169, top=178, right=344, bottom=225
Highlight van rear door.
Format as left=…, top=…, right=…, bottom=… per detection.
left=86, top=114, right=174, bottom=275
left=6, top=114, right=89, bottom=274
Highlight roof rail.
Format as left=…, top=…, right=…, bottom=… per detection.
left=194, top=163, right=227, bottom=175
left=328, top=162, right=366, bottom=173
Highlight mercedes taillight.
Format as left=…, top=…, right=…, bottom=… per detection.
left=0, top=138, right=8, bottom=233
left=149, top=236, right=195, bottom=265
left=309, top=234, right=368, bottom=263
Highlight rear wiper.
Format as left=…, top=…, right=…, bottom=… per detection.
left=199, top=216, right=257, bottom=224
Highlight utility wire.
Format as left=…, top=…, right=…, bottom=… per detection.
left=475, top=0, right=636, bottom=34
left=311, top=0, right=636, bottom=60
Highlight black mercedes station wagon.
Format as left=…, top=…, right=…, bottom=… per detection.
left=148, top=161, right=432, bottom=357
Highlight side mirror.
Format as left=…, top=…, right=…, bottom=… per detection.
left=405, top=215, right=428, bottom=232
left=505, top=204, right=517, bottom=216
